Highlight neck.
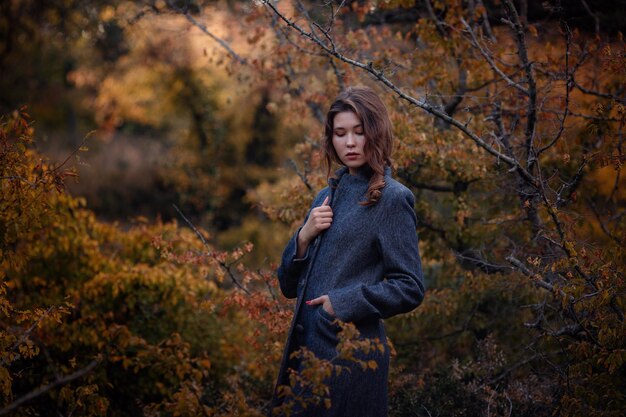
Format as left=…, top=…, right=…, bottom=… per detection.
left=349, top=164, right=375, bottom=178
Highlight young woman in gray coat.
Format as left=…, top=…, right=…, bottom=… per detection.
left=271, top=86, right=425, bottom=416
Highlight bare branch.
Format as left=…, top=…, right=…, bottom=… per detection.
left=165, top=0, right=246, bottom=65
left=487, top=101, right=514, bottom=157
left=404, top=180, right=455, bottom=192
left=579, top=0, right=600, bottom=37
left=1, top=306, right=56, bottom=367
left=501, top=0, right=538, bottom=168
left=172, top=204, right=251, bottom=295
left=423, top=0, right=447, bottom=38
left=455, top=249, right=515, bottom=274
left=553, top=323, right=584, bottom=338
left=610, top=124, right=624, bottom=202
left=328, top=57, right=345, bottom=91
left=266, top=7, right=326, bottom=122
left=587, top=199, right=624, bottom=245
left=261, top=0, right=536, bottom=186
left=556, top=156, right=587, bottom=208
left=506, top=255, right=573, bottom=300
left=0, top=175, right=37, bottom=187
left=571, top=77, right=625, bottom=103
left=537, top=22, right=573, bottom=156
left=540, top=107, right=621, bottom=122
left=487, top=352, right=547, bottom=385
left=460, top=17, right=529, bottom=96
left=288, top=158, right=313, bottom=192
left=442, top=57, right=467, bottom=118
left=0, top=359, right=101, bottom=416
left=475, top=0, right=496, bottom=42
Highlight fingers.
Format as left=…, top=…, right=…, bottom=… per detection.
left=315, top=197, right=332, bottom=214
left=312, top=215, right=332, bottom=231
left=309, top=197, right=333, bottom=229
left=324, top=301, right=336, bottom=316
left=313, top=197, right=333, bottom=217
left=306, top=296, right=325, bottom=306
left=305, top=295, right=336, bottom=317
left=312, top=210, right=333, bottom=223
left=301, top=195, right=333, bottom=242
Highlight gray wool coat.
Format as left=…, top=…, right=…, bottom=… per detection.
left=271, top=166, right=425, bottom=417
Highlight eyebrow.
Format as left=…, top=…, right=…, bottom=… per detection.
left=334, top=124, right=362, bottom=130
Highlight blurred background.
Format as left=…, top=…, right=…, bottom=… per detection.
left=1, top=0, right=624, bottom=262
left=1, top=1, right=625, bottom=416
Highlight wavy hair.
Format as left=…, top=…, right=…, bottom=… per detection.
left=323, top=86, right=393, bottom=206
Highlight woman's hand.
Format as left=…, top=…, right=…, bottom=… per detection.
left=297, top=196, right=333, bottom=257
left=306, top=294, right=336, bottom=317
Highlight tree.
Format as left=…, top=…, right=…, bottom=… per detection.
left=259, top=1, right=625, bottom=414
left=0, top=109, right=282, bottom=416
left=163, top=0, right=625, bottom=414
left=2, top=0, right=625, bottom=415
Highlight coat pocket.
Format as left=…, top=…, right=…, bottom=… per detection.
left=318, top=306, right=337, bottom=323
left=314, top=306, right=340, bottom=346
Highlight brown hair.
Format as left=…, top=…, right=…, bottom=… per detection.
left=324, top=86, right=393, bottom=206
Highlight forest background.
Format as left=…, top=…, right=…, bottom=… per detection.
left=1, top=0, right=625, bottom=416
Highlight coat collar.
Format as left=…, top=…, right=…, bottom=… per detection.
left=328, top=165, right=392, bottom=188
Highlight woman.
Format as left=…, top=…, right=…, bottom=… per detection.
left=271, top=86, right=425, bottom=416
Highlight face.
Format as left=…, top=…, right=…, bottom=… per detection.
left=332, top=111, right=367, bottom=175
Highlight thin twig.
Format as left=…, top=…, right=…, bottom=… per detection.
left=0, top=175, right=37, bottom=187
left=165, top=0, right=246, bottom=65
left=579, top=0, right=600, bottom=37
left=506, top=255, right=573, bottom=300
left=460, top=17, right=529, bottom=96
left=587, top=199, right=624, bottom=245
left=0, top=359, right=101, bottom=416
left=1, top=306, right=55, bottom=367
left=288, top=159, right=313, bottom=192
left=538, top=21, right=572, bottom=155
left=502, top=0, right=538, bottom=168
left=50, top=133, right=93, bottom=174
left=261, top=0, right=537, bottom=186
left=571, top=78, right=625, bottom=103
left=172, top=204, right=251, bottom=295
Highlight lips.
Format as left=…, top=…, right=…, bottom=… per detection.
left=346, top=152, right=360, bottom=159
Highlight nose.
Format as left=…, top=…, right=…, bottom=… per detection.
left=346, top=132, right=356, bottom=147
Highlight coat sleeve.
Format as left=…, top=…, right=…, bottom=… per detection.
left=328, top=187, right=425, bottom=322
left=276, top=189, right=329, bottom=299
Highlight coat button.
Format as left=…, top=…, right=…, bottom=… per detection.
left=295, top=324, right=304, bottom=333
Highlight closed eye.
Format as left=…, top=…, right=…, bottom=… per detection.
left=334, top=126, right=363, bottom=136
